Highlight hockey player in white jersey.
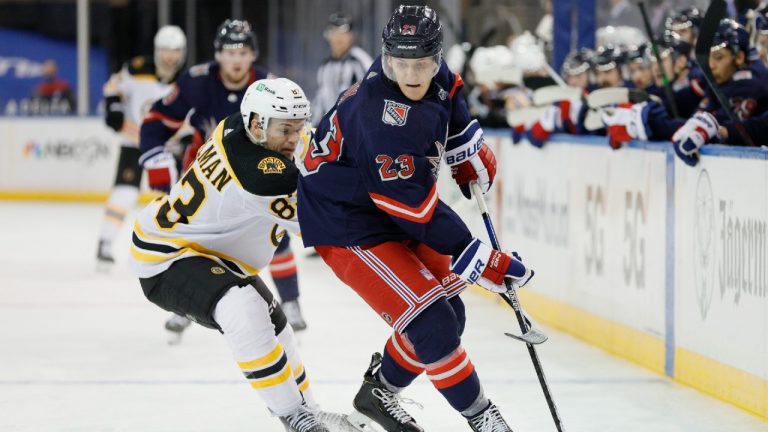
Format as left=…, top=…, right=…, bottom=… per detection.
left=97, top=25, right=187, bottom=268
left=129, top=78, right=354, bottom=432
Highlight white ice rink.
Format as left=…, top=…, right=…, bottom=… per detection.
left=1, top=201, right=765, bottom=432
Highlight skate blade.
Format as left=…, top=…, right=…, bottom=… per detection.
left=318, top=413, right=364, bottom=432
left=346, top=410, right=386, bottom=432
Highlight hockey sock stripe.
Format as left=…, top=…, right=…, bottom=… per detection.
left=426, top=347, right=467, bottom=375
left=385, top=334, right=424, bottom=373
left=270, top=253, right=296, bottom=265
left=237, top=343, right=284, bottom=370
left=270, top=266, right=298, bottom=278
left=428, top=356, right=475, bottom=389
left=294, top=364, right=310, bottom=392
left=104, top=205, right=127, bottom=224
left=243, top=353, right=289, bottom=380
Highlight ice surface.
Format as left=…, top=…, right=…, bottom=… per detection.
left=0, top=202, right=764, bottom=432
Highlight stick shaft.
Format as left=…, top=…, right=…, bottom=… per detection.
left=470, top=182, right=565, bottom=432
left=638, top=1, right=680, bottom=118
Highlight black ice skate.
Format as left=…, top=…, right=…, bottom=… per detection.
left=164, top=313, right=191, bottom=345
left=96, top=240, right=115, bottom=272
left=280, top=402, right=329, bottom=432
left=348, top=352, right=424, bottom=432
left=467, top=401, right=513, bottom=432
left=282, top=299, right=307, bottom=331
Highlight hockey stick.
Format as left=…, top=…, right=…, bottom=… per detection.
left=638, top=1, right=680, bottom=118
left=470, top=182, right=564, bottom=432
left=695, top=0, right=756, bottom=147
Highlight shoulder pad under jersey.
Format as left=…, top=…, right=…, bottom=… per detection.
left=219, top=114, right=298, bottom=196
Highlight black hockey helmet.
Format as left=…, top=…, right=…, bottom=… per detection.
left=659, top=30, right=693, bottom=58
left=561, top=47, right=594, bottom=76
left=665, top=7, right=703, bottom=34
left=382, top=5, right=443, bottom=59
left=327, top=12, right=354, bottom=32
left=625, top=43, right=651, bottom=66
left=591, top=44, right=624, bottom=72
left=712, top=18, right=750, bottom=56
left=214, top=19, right=257, bottom=53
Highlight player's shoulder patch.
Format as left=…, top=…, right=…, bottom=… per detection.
left=188, top=62, right=212, bottom=78
left=219, top=114, right=298, bottom=196
left=127, top=56, right=156, bottom=76
left=257, top=156, right=287, bottom=175
left=733, top=70, right=753, bottom=81
left=382, top=99, right=411, bottom=126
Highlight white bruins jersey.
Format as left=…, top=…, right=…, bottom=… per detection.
left=129, top=113, right=304, bottom=279
left=103, top=56, right=178, bottom=146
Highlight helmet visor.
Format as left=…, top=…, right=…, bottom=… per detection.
left=382, top=49, right=441, bottom=82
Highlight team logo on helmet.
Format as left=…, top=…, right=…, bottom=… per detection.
left=382, top=100, right=411, bottom=126
left=258, top=156, right=286, bottom=174
left=401, top=24, right=417, bottom=35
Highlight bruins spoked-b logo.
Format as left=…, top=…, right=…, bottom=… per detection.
left=210, top=266, right=226, bottom=275
left=258, top=157, right=286, bottom=174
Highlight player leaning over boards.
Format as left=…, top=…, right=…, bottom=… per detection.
left=97, top=25, right=186, bottom=269
left=297, top=6, right=533, bottom=432
left=130, top=78, right=355, bottom=432
left=138, top=19, right=309, bottom=341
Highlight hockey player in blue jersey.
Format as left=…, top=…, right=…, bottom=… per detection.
left=604, top=19, right=768, bottom=158
left=138, top=19, right=309, bottom=341
left=297, top=6, right=533, bottom=432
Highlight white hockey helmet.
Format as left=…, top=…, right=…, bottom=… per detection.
left=154, top=25, right=187, bottom=71
left=240, top=78, right=311, bottom=144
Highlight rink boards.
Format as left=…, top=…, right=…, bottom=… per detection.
left=0, top=117, right=766, bottom=420
left=466, top=132, right=767, bottom=421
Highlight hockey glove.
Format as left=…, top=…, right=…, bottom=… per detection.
left=143, top=151, right=178, bottom=193
left=104, top=95, right=125, bottom=132
left=450, top=238, right=534, bottom=293
left=672, top=111, right=719, bottom=167
left=449, top=143, right=497, bottom=199
left=600, top=102, right=650, bottom=149
left=524, top=104, right=560, bottom=148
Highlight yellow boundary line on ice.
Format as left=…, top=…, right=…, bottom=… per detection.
left=0, top=191, right=161, bottom=204
left=469, top=286, right=767, bottom=421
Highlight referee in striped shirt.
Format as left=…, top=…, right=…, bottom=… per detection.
left=311, top=12, right=373, bottom=126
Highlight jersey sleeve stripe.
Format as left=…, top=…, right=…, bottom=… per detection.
left=448, top=72, right=464, bottom=99
left=143, top=111, right=184, bottom=128
left=368, top=183, right=438, bottom=224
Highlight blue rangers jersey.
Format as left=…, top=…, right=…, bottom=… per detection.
left=296, top=57, right=480, bottom=257
left=139, top=60, right=269, bottom=165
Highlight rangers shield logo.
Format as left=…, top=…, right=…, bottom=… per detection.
left=382, top=100, right=411, bottom=126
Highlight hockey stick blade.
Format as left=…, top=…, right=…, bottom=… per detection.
left=583, top=109, right=605, bottom=131
left=532, top=85, right=582, bottom=106
left=586, top=87, right=648, bottom=109
left=505, top=311, right=549, bottom=344
left=506, top=106, right=550, bottom=127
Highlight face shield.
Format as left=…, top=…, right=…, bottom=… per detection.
left=381, top=47, right=441, bottom=83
